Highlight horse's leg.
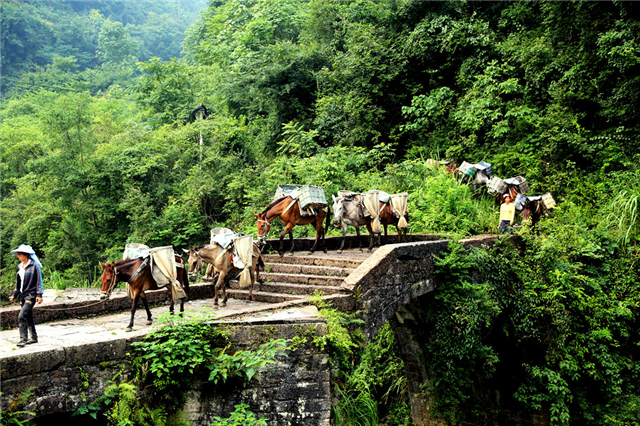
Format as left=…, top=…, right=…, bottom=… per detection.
left=280, top=223, right=295, bottom=255
left=220, top=274, right=229, bottom=307
left=355, top=226, right=363, bottom=252
left=310, top=219, right=323, bottom=254
left=213, top=271, right=226, bottom=307
left=366, top=222, right=375, bottom=251
left=141, top=292, right=153, bottom=326
left=249, top=263, right=256, bottom=302
left=168, top=286, right=175, bottom=315
left=338, top=222, right=347, bottom=253
left=289, top=230, right=295, bottom=255
left=383, top=224, right=389, bottom=245
left=321, top=214, right=327, bottom=253
left=126, top=289, right=142, bottom=331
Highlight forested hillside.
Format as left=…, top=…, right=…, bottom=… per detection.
left=1, top=1, right=639, bottom=424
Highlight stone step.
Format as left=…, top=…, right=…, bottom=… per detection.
left=225, top=289, right=306, bottom=303
left=229, top=280, right=343, bottom=296
left=265, top=263, right=353, bottom=277
left=262, top=254, right=363, bottom=269
left=260, top=273, right=345, bottom=287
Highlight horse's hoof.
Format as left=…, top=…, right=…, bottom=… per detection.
left=337, top=250, right=343, bottom=254
left=146, top=320, right=153, bottom=325
left=221, top=302, right=227, bottom=307
left=278, top=252, right=285, bottom=258
left=289, top=252, right=295, bottom=256
left=125, top=328, right=132, bottom=332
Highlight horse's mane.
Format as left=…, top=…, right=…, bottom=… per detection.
left=113, top=257, right=143, bottom=267
left=261, top=196, right=288, bottom=214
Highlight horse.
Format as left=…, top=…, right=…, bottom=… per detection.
left=332, top=195, right=375, bottom=253
left=378, top=200, right=409, bottom=244
left=253, top=196, right=330, bottom=256
left=522, top=197, right=544, bottom=228
left=183, top=243, right=264, bottom=306
left=99, top=254, right=189, bottom=332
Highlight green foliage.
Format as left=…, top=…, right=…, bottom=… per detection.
left=308, top=292, right=364, bottom=367
left=131, top=311, right=225, bottom=393
left=207, top=339, right=289, bottom=385
left=0, top=389, right=35, bottom=426
left=211, top=404, right=267, bottom=426
left=332, top=387, right=378, bottom=426
left=3, top=2, right=640, bottom=423
left=76, top=312, right=289, bottom=424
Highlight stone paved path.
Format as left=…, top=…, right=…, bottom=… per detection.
left=0, top=248, right=373, bottom=357
left=0, top=297, right=321, bottom=356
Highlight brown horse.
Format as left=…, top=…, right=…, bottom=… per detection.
left=253, top=196, right=330, bottom=256
left=99, top=255, right=189, bottom=331
left=378, top=201, right=409, bottom=244
left=183, top=243, right=264, bottom=306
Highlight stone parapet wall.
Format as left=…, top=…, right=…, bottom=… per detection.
left=0, top=319, right=331, bottom=426
left=341, top=235, right=498, bottom=339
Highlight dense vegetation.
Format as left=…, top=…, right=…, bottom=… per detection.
left=1, top=1, right=639, bottom=424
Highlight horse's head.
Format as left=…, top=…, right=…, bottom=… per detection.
left=182, top=247, right=202, bottom=281
left=253, top=212, right=271, bottom=246
left=332, top=195, right=344, bottom=228
left=99, top=261, right=118, bottom=299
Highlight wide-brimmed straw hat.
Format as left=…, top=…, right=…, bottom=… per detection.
left=10, top=244, right=35, bottom=255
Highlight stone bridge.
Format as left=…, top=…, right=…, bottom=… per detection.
left=0, top=234, right=499, bottom=426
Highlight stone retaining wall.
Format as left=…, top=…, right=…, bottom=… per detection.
left=0, top=319, right=331, bottom=426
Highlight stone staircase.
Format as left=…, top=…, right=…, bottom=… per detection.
left=224, top=249, right=372, bottom=303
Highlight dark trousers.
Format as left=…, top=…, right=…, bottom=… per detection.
left=500, top=220, right=512, bottom=234
left=18, top=295, right=38, bottom=341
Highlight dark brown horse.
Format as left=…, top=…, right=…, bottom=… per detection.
left=253, top=196, right=330, bottom=256
left=378, top=201, right=409, bottom=244
left=99, top=255, right=189, bottom=331
left=183, top=243, right=264, bottom=306
left=522, top=198, right=544, bottom=228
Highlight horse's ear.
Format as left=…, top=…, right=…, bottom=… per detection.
left=182, top=248, right=189, bottom=254
left=253, top=212, right=259, bottom=218
left=100, top=261, right=106, bottom=270
left=332, top=194, right=336, bottom=202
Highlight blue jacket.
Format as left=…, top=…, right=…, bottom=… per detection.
left=13, top=261, right=43, bottom=299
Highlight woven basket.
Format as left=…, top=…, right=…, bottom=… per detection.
left=477, top=161, right=493, bottom=176
left=488, top=176, right=507, bottom=194
left=459, top=161, right=476, bottom=177
left=274, top=184, right=299, bottom=200
left=299, top=185, right=327, bottom=210
left=542, top=192, right=556, bottom=209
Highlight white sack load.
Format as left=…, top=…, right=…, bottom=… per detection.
left=233, top=235, right=255, bottom=289
left=123, top=243, right=149, bottom=260
left=389, top=193, right=409, bottom=229
left=363, top=190, right=383, bottom=234
left=211, top=227, right=236, bottom=248
left=148, top=246, right=187, bottom=301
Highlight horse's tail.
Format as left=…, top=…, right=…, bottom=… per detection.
left=324, top=204, right=331, bottom=235
left=257, top=253, right=265, bottom=271
left=178, top=257, right=190, bottom=297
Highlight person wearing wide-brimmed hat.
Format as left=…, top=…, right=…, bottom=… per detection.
left=9, top=244, right=44, bottom=347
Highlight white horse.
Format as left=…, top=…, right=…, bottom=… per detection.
left=332, top=195, right=375, bottom=253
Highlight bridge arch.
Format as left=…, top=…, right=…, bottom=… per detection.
left=338, top=236, right=499, bottom=425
